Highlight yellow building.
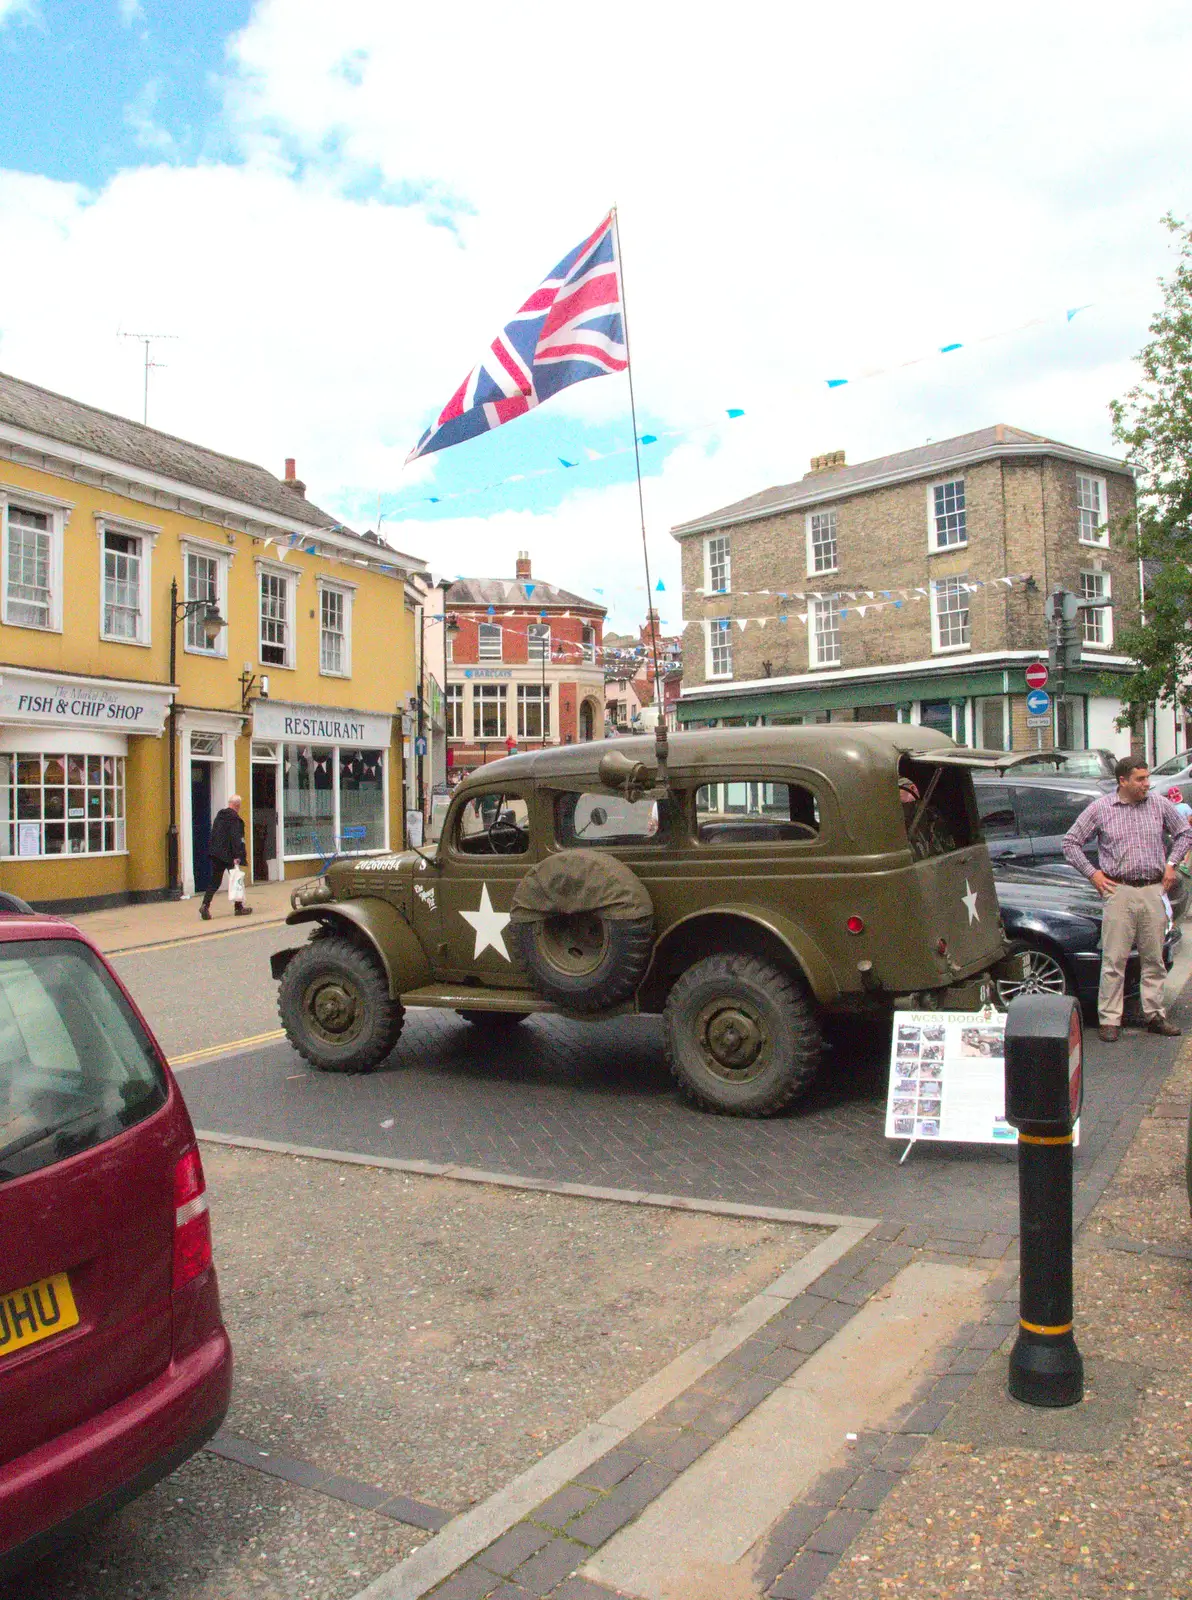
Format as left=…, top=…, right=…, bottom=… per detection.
left=0, top=371, right=423, bottom=911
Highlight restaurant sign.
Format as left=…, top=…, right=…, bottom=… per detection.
left=252, top=700, right=394, bottom=748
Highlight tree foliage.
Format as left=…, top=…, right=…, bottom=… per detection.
left=1110, top=214, right=1192, bottom=721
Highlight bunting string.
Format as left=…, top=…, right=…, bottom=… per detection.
left=683, top=571, right=1036, bottom=628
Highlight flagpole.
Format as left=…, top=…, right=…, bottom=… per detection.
left=610, top=206, right=667, bottom=744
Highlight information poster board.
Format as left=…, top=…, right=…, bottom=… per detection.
left=886, top=1009, right=1017, bottom=1146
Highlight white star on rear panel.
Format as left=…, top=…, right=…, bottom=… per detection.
left=962, top=880, right=980, bottom=924
left=459, top=883, right=512, bottom=961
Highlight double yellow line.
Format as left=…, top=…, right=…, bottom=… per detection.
left=168, top=1028, right=285, bottom=1069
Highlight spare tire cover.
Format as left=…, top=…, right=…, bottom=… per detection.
left=510, top=849, right=653, bottom=925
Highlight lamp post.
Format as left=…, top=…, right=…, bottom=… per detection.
left=444, top=612, right=460, bottom=786
left=167, top=576, right=226, bottom=898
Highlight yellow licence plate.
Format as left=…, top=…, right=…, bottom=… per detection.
left=0, top=1272, right=79, bottom=1357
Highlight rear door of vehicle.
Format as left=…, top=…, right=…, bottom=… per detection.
left=974, top=781, right=1035, bottom=864
left=0, top=936, right=176, bottom=1468
left=1013, top=784, right=1098, bottom=867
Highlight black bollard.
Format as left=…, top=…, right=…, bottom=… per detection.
left=1003, top=993, right=1084, bottom=1408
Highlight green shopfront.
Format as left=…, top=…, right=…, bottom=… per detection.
left=677, top=654, right=1138, bottom=755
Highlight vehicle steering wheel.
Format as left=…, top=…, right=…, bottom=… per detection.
left=487, top=814, right=525, bottom=855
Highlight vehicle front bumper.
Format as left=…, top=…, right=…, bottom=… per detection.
left=0, top=1326, right=232, bottom=1575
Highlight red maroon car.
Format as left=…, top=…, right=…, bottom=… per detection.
left=0, top=906, right=231, bottom=1574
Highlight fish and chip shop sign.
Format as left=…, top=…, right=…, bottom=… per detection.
left=0, top=670, right=172, bottom=734
left=252, top=700, right=394, bottom=748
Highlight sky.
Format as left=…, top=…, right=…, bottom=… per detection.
left=0, top=0, right=1190, bottom=631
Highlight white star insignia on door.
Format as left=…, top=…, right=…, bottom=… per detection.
left=459, top=883, right=512, bottom=962
left=962, top=880, right=980, bottom=925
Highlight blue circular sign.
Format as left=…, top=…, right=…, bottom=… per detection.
left=1026, top=689, right=1051, bottom=715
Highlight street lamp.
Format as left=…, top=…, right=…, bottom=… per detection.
left=167, top=576, right=226, bottom=898
left=444, top=613, right=460, bottom=785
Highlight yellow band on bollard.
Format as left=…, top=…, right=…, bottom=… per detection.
left=1020, top=1317, right=1073, bottom=1336
left=1017, top=1132, right=1074, bottom=1146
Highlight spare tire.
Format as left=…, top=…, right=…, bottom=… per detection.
left=509, top=849, right=654, bottom=1012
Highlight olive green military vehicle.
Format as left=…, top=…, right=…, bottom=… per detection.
left=272, top=725, right=1019, bottom=1116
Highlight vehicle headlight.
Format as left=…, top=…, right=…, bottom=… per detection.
left=291, top=880, right=334, bottom=910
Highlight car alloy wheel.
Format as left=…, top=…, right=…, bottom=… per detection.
left=995, top=944, right=1070, bottom=1005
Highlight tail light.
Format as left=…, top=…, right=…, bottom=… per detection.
left=173, top=1147, right=213, bottom=1290
left=846, top=916, right=865, bottom=935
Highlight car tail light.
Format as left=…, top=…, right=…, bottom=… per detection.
left=173, top=1147, right=212, bottom=1290
left=937, top=937, right=948, bottom=956
left=846, top=916, right=865, bottom=935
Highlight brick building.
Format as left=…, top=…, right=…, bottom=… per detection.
left=603, top=610, right=683, bottom=732
left=672, top=425, right=1142, bottom=754
left=444, top=552, right=605, bottom=779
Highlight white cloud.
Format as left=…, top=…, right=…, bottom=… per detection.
left=1, top=0, right=1192, bottom=628
left=123, top=79, right=178, bottom=155
left=117, top=0, right=143, bottom=22
left=0, top=0, right=37, bottom=23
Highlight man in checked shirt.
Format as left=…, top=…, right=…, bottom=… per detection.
left=1063, top=757, right=1192, bottom=1042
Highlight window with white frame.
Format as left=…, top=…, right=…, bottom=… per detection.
left=445, top=683, right=463, bottom=737
left=810, top=596, right=841, bottom=667
left=582, top=623, right=596, bottom=661
left=184, top=545, right=227, bottom=654
left=527, top=622, right=550, bottom=662
left=473, top=683, right=507, bottom=738
left=806, top=509, right=838, bottom=574
left=0, top=751, right=125, bottom=857
left=932, top=576, right=970, bottom=651
left=4, top=503, right=61, bottom=630
left=478, top=622, right=502, bottom=661
left=259, top=567, right=295, bottom=667
left=101, top=528, right=149, bottom=642
left=517, top=683, right=550, bottom=739
left=1080, top=569, right=1111, bottom=646
left=319, top=584, right=352, bottom=676
left=929, top=479, right=967, bottom=550
left=1077, top=474, right=1108, bottom=546
left=705, top=534, right=731, bottom=594
left=708, top=617, right=733, bottom=678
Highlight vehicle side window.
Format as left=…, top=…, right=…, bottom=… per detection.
left=975, top=784, right=1018, bottom=841
left=555, top=792, right=671, bottom=848
left=1015, top=787, right=1093, bottom=838
left=695, top=780, right=819, bottom=845
left=454, top=792, right=530, bottom=856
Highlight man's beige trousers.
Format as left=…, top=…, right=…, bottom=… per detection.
left=1098, top=882, right=1168, bottom=1025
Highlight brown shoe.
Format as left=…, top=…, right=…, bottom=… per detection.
left=199, top=905, right=211, bottom=921
left=1146, top=1015, right=1181, bottom=1037
left=234, top=904, right=254, bottom=916
left=1098, top=1025, right=1121, bottom=1042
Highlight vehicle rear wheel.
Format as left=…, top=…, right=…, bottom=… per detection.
left=457, top=1009, right=527, bottom=1031
left=663, top=952, right=822, bottom=1116
left=278, top=934, right=404, bottom=1072
left=993, top=939, right=1072, bottom=1007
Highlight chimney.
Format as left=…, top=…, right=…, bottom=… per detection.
left=807, top=450, right=846, bottom=475
left=283, top=458, right=307, bottom=498
left=515, top=551, right=532, bottom=580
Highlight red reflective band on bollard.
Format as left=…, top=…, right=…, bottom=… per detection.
left=1069, top=1006, right=1083, bottom=1120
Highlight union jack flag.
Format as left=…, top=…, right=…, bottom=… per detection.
left=407, top=212, right=626, bottom=463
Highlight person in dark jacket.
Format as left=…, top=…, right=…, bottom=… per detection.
left=200, top=793, right=253, bottom=920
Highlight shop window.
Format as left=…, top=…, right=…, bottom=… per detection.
left=0, top=752, right=126, bottom=858
left=556, top=791, right=670, bottom=847
left=472, top=683, right=507, bottom=739
left=3, top=503, right=62, bottom=631
left=976, top=696, right=1007, bottom=751
left=184, top=546, right=227, bottom=655
left=319, top=584, right=352, bottom=676
left=259, top=568, right=295, bottom=668
left=101, top=527, right=152, bottom=643
left=517, top=684, right=550, bottom=739
left=695, top=781, right=819, bottom=845
left=282, top=744, right=335, bottom=856
left=338, top=748, right=385, bottom=850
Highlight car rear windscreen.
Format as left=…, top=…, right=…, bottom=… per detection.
left=0, top=940, right=166, bottom=1184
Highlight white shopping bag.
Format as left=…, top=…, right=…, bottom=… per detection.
left=227, top=866, right=246, bottom=904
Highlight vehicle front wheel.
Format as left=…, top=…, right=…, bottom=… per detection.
left=278, top=934, right=404, bottom=1072
left=663, top=952, right=822, bottom=1116
left=993, top=940, right=1072, bottom=1008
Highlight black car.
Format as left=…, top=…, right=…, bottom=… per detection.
left=975, top=772, right=1190, bottom=922
left=994, top=863, right=1180, bottom=1011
